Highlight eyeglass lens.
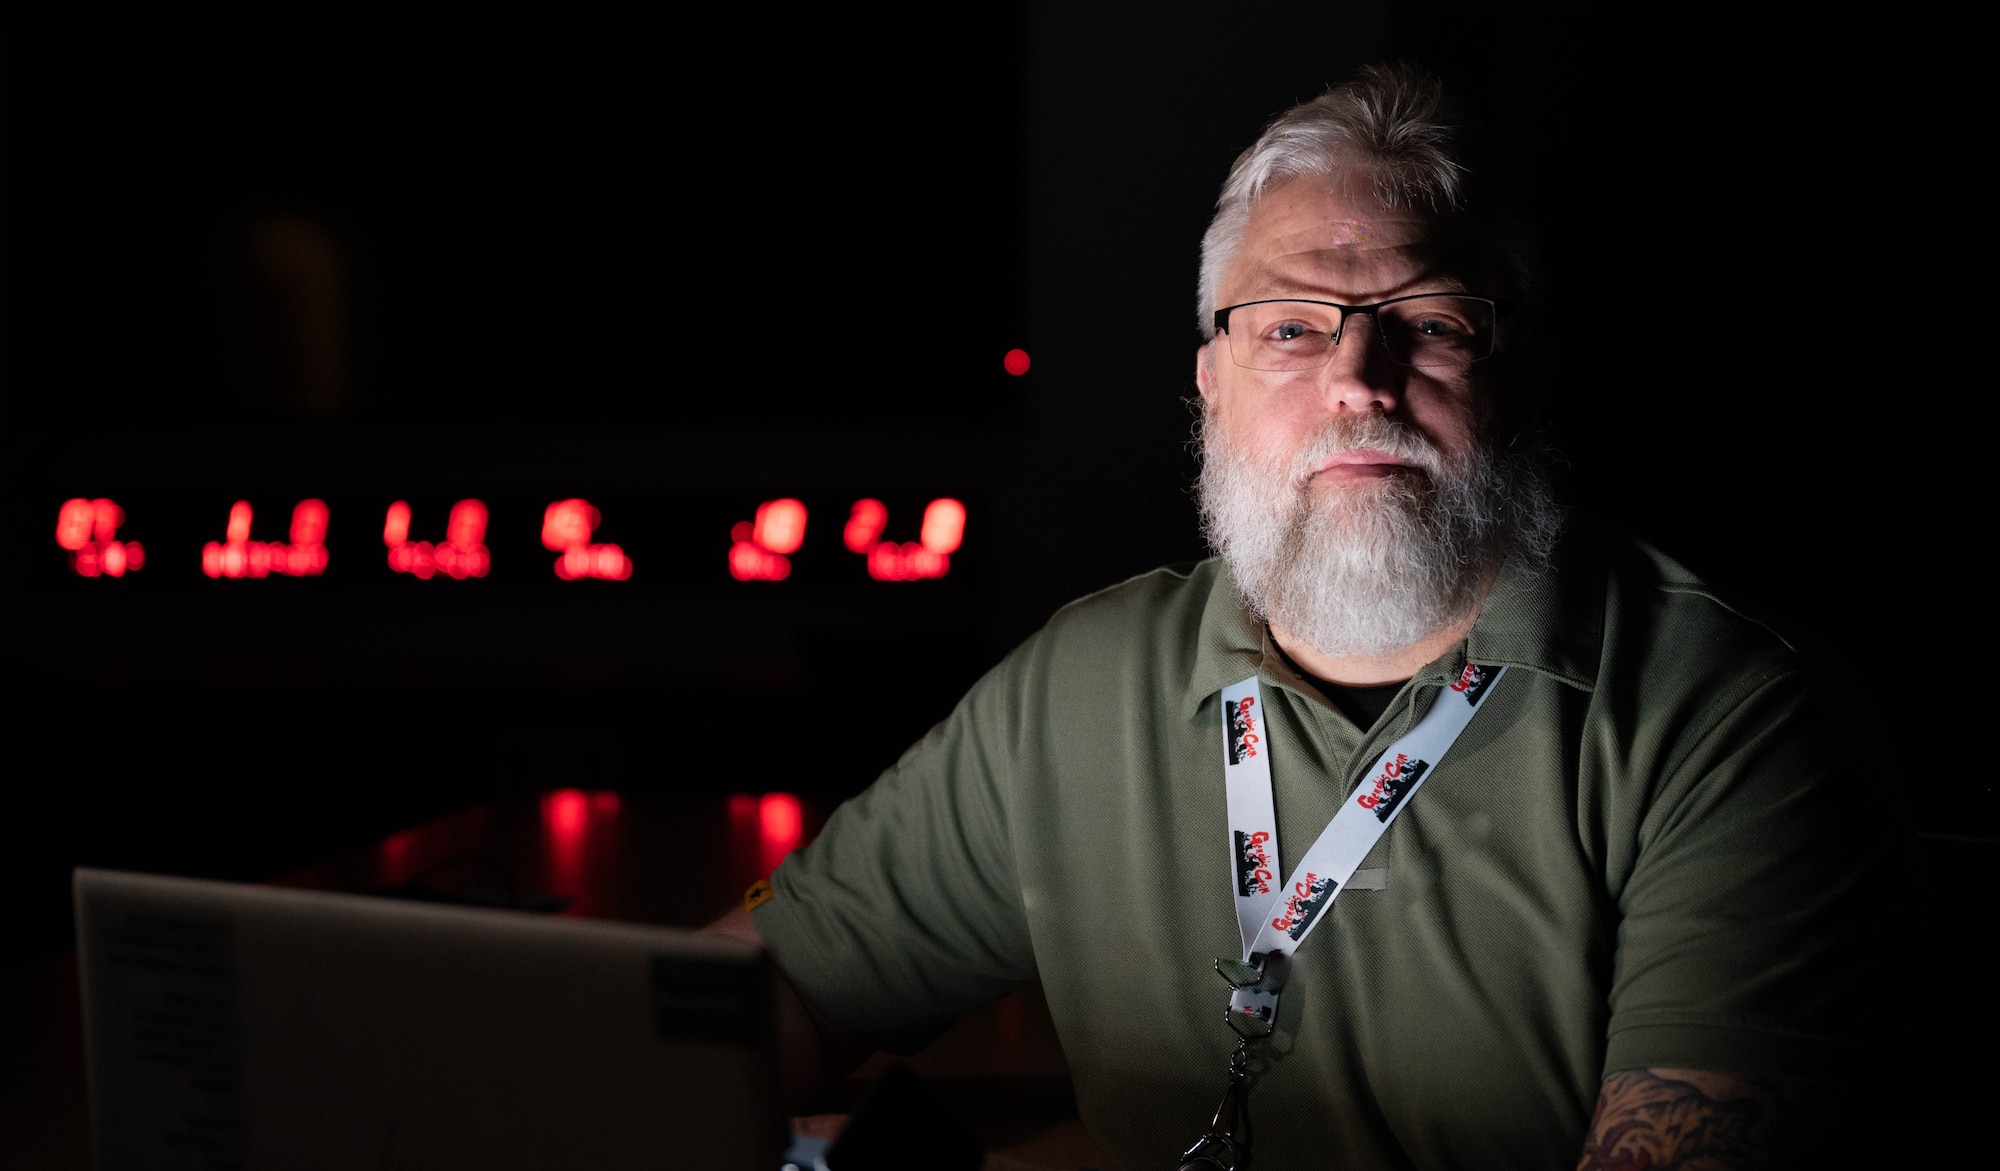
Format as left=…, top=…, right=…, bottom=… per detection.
left=1223, top=295, right=1494, bottom=370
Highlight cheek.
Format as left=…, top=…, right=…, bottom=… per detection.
left=1219, top=369, right=1319, bottom=430
left=1407, top=377, right=1487, bottom=453
left=1220, top=392, right=1319, bottom=462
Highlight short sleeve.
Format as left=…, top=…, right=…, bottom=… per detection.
left=1602, top=665, right=1879, bottom=1078
left=750, top=657, right=1040, bottom=1054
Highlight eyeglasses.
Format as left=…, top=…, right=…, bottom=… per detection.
left=1213, top=293, right=1498, bottom=371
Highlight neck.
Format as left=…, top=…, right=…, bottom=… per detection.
left=1268, top=606, right=1482, bottom=687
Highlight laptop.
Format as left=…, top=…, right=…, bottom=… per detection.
left=75, top=867, right=786, bottom=1170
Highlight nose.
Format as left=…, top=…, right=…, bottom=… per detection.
left=1321, top=313, right=1399, bottom=415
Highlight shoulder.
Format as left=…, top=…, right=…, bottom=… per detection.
left=1596, top=529, right=1800, bottom=656
left=1478, top=523, right=1817, bottom=723
left=1578, top=525, right=1815, bottom=710
left=1001, top=558, right=1234, bottom=683
left=1042, top=558, right=1224, bottom=637
left=932, top=558, right=1246, bottom=762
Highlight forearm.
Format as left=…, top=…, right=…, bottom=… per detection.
left=1575, top=1067, right=1837, bottom=1170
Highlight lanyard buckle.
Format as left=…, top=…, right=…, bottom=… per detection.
left=1216, top=954, right=1286, bottom=1040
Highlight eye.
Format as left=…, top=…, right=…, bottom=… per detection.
left=1412, top=315, right=1465, bottom=338
left=1223, top=302, right=1340, bottom=370
left=1375, top=296, right=1495, bottom=366
left=1254, top=311, right=1333, bottom=345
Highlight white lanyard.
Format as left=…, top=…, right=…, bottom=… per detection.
left=1220, top=662, right=1506, bottom=1025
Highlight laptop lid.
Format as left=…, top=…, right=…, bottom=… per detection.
left=75, top=867, right=784, bottom=1171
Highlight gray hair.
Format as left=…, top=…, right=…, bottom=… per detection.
left=1197, top=63, right=1537, bottom=337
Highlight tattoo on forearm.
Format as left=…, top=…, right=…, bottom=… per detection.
left=1575, top=1068, right=1781, bottom=1170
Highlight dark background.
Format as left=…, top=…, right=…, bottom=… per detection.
left=3, top=5, right=1974, bottom=952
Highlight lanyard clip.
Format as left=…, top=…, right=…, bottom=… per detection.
left=1215, top=953, right=1287, bottom=1040
left=1178, top=1037, right=1256, bottom=1170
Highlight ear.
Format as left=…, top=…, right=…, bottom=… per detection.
left=1195, top=342, right=1216, bottom=401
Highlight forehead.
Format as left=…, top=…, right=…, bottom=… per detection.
left=1222, top=177, right=1465, bottom=303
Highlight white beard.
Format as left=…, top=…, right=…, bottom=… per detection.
left=1197, top=407, right=1557, bottom=660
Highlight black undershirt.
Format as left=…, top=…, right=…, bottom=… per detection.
left=1271, top=640, right=1406, bottom=729
left=1312, top=676, right=1404, bottom=730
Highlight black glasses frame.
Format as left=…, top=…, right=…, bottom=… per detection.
left=1212, top=293, right=1502, bottom=368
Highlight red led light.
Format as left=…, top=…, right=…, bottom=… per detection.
left=543, top=498, right=632, bottom=581
left=920, top=498, right=966, bottom=554
left=727, top=498, right=808, bottom=581
left=226, top=500, right=253, bottom=544
left=203, top=499, right=329, bottom=579
left=385, top=500, right=489, bottom=580
left=1003, top=348, right=1031, bottom=376
left=548, top=788, right=588, bottom=836
left=541, top=499, right=600, bottom=552
left=729, top=540, right=791, bottom=581
left=843, top=497, right=962, bottom=581
left=542, top=788, right=591, bottom=899
left=57, top=498, right=143, bottom=578
left=291, top=499, right=330, bottom=545
left=844, top=499, right=888, bottom=554
left=753, top=499, right=808, bottom=555
left=868, top=540, right=950, bottom=582
left=446, top=500, right=487, bottom=548
left=383, top=501, right=411, bottom=546
left=758, top=792, right=804, bottom=873
left=56, top=499, right=95, bottom=551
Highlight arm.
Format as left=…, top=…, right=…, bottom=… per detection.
left=1586, top=654, right=1876, bottom=1168
left=1575, top=1067, right=1838, bottom=1170
left=705, top=902, right=870, bottom=1114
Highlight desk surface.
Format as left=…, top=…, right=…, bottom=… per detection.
left=1, top=790, right=1107, bottom=1170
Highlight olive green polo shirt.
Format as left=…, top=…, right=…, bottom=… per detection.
left=755, top=531, right=1868, bottom=1170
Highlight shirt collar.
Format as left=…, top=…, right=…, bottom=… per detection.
left=1185, top=561, right=1268, bottom=718
left=1182, top=531, right=1604, bottom=718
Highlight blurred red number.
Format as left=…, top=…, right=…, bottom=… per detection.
left=729, top=498, right=806, bottom=581
left=385, top=499, right=489, bottom=580
left=56, top=497, right=145, bottom=577
left=851, top=498, right=963, bottom=581
left=543, top=498, right=632, bottom=581
left=201, top=499, right=329, bottom=578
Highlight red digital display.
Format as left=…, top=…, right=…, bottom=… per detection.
left=384, top=499, right=490, bottom=580
left=733, top=496, right=967, bottom=582
left=56, top=493, right=968, bottom=584
left=542, top=498, right=632, bottom=581
left=856, top=497, right=962, bottom=581
left=56, top=498, right=145, bottom=577
left=201, top=499, right=329, bottom=579
left=728, top=497, right=806, bottom=581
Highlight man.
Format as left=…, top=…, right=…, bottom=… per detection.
left=718, top=64, right=1865, bottom=1169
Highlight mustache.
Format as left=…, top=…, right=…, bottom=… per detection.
left=1286, top=414, right=1448, bottom=486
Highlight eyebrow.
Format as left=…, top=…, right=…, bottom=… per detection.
left=1236, top=284, right=1480, bottom=308
left=1238, top=265, right=1473, bottom=304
